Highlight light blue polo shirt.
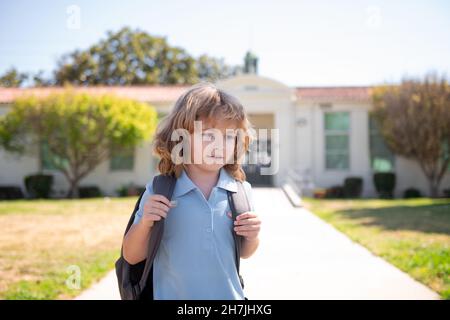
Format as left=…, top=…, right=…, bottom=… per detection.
left=133, top=166, right=254, bottom=300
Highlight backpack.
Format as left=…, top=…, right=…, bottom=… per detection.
left=115, top=173, right=251, bottom=300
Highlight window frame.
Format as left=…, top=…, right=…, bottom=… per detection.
left=324, top=111, right=351, bottom=171
left=368, top=115, right=395, bottom=173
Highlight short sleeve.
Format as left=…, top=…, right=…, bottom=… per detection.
left=133, top=180, right=154, bottom=225
left=242, top=180, right=255, bottom=212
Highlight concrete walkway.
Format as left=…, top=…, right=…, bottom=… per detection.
left=74, top=187, right=439, bottom=300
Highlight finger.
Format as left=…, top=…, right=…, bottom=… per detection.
left=150, top=194, right=171, bottom=207
left=227, top=211, right=232, bottom=219
left=237, top=212, right=257, bottom=220
left=234, top=218, right=260, bottom=226
left=150, top=201, right=170, bottom=212
left=144, top=203, right=168, bottom=216
left=145, top=207, right=167, bottom=219
left=234, top=225, right=260, bottom=232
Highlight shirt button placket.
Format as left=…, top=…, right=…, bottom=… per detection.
left=206, top=201, right=214, bottom=251
left=207, top=189, right=215, bottom=234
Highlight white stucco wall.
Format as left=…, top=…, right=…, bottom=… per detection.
left=294, top=100, right=450, bottom=197
left=1, top=78, right=449, bottom=198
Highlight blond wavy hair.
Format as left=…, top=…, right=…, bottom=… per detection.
left=153, top=82, right=253, bottom=181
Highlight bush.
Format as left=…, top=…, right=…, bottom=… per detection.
left=136, top=186, right=146, bottom=196
left=78, top=185, right=102, bottom=198
left=116, top=185, right=128, bottom=197
left=403, top=188, right=422, bottom=198
left=313, top=188, right=327, bottom=199
left=325, top=185, right=345, bottom=199
left=116, top=183, right=145, bottom=197
left=24, top=174, right=53, bottom=199
left=344, top=177, right=363, bottom=198
left=0, top=90, right=158, bottom=201
left=373, top=172, right=396, bottom=198
left=443, top=188, right=450, bottom=198
left=0, top=186, right=25, bottom=200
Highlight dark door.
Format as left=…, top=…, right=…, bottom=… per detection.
left=242, top=137, right=273, bottom=186
left=242, top=113, right=274, bottom=186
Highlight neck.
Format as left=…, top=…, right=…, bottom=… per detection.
left=183, top=165, right=221, bottom=190
left=184, top=165, right=220, bottom=186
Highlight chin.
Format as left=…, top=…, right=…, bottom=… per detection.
left=198, top=163, right=224, bottom=172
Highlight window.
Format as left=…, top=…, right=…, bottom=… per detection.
left=110, top=146, right=135, bottom=171
left=40, top=141, right=69, bottom=170
left=369, top=115, right=395, bottom=172
left=324, top=112, right=350, bottom=170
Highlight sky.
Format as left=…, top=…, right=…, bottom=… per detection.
left=0, top=0, right=449, bottom=87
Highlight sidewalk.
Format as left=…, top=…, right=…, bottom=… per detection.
left=74, top=187, right=439, bottom=300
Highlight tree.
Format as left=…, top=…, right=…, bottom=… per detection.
left=0, top=89, right=158, bottom=198
left=371, top=73, right=450, bottom=197
left=53, top=27, right=237, bottom=85
left=196, top=54, right=242, bottom=82
left=1, top=27, right=239, bottom=87
left=0, top=67, right=28, bottom=87
left=0, top=68, right=53, bottom=87
left=31, top=70, right=54, bottom=87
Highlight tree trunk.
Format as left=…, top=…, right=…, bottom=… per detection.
left=66, top=179, right=80, bottom=199
left=428, top=179, right=440, bottom=198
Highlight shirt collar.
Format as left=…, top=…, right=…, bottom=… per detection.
left=216, top=167, right=238, bottom=193
left=173, top=167, right=238, bottom=198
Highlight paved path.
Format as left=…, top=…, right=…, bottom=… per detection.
left=74, top=188, right=439, bottom=300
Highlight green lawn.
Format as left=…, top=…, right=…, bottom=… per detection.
left=303, top=197, right=450, bottom=299
left=0, top=197, right=137, bottom=299
left=2, top=196, right=449, bottom=299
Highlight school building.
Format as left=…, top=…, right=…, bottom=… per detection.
left=1, top=60, right=449, bottom=198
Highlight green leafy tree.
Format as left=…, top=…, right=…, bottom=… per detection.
left=372, top=73, right=450, bottom=197
left=0, top=89, right=158, bottom=198
left=2, top=28, right=239, bottom=87
left=0, top=67, right=28, bottom=87
left=54, top=27, right=236, bottom=85
left=196, top=54, right=241, bottom=82
left=31, top=70, right=53, bottom=87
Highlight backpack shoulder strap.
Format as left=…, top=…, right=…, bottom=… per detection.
left=230, top=181, right=252, bottom=217
left=227, top=180, right=251, bottom=289
left=123, top=191, right=145, bottom=238
left=138, top=173, right=176, bottom=289
left=122, top=173, right=177, bottom=237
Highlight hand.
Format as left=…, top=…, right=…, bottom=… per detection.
left=140, top=194, right=174, bottom=228
left=227, top=211, right=261, bottom=242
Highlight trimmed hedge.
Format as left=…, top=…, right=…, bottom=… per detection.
left=403, top=188, right=422, bottom=198
left=343, top=177, right=363, bottom=198
left=325, top=185, right=345, bottom=199
left=0, top=186, right=25, bottom=200
left=24, top=174, right=53, bottom=199
left=443, top=188, right=450, bottom=198
left=78, top=186, right=103, bottom=198
left=116, top=184, right=145, bottom=197
left=373, top=172, right=396, bottom=198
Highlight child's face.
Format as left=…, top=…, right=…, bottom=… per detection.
left=188, top=117, right=238, bottom=173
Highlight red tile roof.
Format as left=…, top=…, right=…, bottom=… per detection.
left=0, top=85, right=373, bottom=104
left=295, top=86, right=372, bottom=102
left=0, top=85, right=191, bottom=104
